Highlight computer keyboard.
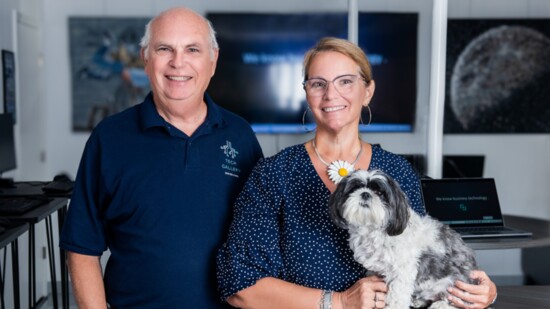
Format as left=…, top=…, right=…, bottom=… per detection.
left=0, top=197, right=52, bottom=215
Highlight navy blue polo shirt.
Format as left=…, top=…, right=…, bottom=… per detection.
left=60, top=92, right=263, bottom=308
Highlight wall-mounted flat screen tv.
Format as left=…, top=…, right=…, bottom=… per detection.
left=207, top=12, right=418, bottom=133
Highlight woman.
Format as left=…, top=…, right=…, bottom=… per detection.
left=217, top=37, right=497, bottom=309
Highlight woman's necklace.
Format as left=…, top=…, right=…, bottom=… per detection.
left=312, top=139, right=363, bottom=184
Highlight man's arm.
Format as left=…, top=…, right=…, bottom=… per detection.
left=66, top=251, right=107, bottom=309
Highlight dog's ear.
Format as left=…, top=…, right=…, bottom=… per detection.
left=328, top=174, right=350, bottom=229
left=385, top=175, right=411, bottom=236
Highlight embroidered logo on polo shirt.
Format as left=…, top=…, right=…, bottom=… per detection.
left=221, top=140, right=241, bottom=178
left=221, top=141, right=239, bottom=159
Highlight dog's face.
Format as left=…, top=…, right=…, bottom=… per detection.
left=328, top=169, right=410, bottom=236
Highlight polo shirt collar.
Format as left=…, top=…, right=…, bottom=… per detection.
left=139, top=92, right=225, bottom=135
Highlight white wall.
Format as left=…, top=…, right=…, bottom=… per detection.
left=2, top=0, right=549, bottom=299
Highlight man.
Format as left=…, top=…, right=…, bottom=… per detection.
left=60, top=7, right=263, bottom=308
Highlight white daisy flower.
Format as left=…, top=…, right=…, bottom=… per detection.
left=327, top=160, right=355, bottom=184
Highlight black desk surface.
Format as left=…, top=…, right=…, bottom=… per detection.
left=0, top=182, right=46, bottom=196
left=495, top=285, right=550, bottom=308
left=466, top=215, right=550, bottom=250
left=0, top=222, right=29, bottom=248
left=1, top=198, right=69, bottom=224
left=0, top=181, right=71, bottom=198
left=0, top=184, right=70, bottom=309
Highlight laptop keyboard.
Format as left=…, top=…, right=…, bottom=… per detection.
left=0, top=197, right=52, bottom=215
left=454, top=226, right=511, bottom=233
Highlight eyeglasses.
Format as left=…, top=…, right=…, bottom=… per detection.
left=302, top=74, right=366, bottom=97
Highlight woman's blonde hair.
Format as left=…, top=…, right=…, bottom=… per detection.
left=303, top=37, right=373, bottom=83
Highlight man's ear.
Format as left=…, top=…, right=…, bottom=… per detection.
left=140, top=48, right=148, bottom=64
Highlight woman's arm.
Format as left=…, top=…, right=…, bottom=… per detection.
left=228, top=277, right=321, bottom=309
left=228, top=276, right=388, bottom=309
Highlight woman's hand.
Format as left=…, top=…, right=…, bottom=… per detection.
left=447, top=270, right=497, bottom=308
left=334, top=276, right=388, bottom=309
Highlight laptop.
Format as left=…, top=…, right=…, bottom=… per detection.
left=420, top=178, right=532, bottom=239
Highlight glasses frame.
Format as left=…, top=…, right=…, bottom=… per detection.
left=302, top=74, right=367, bottom=97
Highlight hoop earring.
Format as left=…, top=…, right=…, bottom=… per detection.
left=302, top=106, right=315, bottom=132
left=362, top=105, right=372, bottom=127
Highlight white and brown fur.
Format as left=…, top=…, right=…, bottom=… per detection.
left=329, top=169, right=478, bottom=309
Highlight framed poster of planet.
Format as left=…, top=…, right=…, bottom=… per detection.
left=444, top=19, right=550, bottom=133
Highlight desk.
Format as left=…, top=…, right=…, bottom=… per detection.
left=4, top=197, right=69, bottom=309
left=466, top=215, right=550, bottom=250
left=0, top=223, right=29, bottom=309
left=494, top=285, right=550, bottom=308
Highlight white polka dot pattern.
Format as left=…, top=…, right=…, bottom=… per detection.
left=217, top=144, right=426, bottom=300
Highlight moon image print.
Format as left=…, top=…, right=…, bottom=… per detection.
left=449, top=25, right=550, bottom=133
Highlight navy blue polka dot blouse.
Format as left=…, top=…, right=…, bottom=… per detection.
left=217, top=144, right=426, bottom=300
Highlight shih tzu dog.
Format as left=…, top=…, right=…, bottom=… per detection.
left=329, top=169, right=478, bottom=309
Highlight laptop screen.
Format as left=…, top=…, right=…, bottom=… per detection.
left=420, top=178, right=504, bottom=228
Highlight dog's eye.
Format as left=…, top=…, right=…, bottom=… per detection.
left=369, top=183, right=380, bottom=191
left=368, top=181, right=387, bottom=197
left=345, top=179, right=364, bottom=195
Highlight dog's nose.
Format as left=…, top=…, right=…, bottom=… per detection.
left=361, top=192, right=371, bottom=201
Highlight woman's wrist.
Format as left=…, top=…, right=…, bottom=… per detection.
left=332, top=292, right=344, bottom=309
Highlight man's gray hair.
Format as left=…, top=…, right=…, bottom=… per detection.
left=139, top=10, right=219, bottom=60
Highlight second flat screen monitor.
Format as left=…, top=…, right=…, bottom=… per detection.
left=207, top=12, right=418, bottom=133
